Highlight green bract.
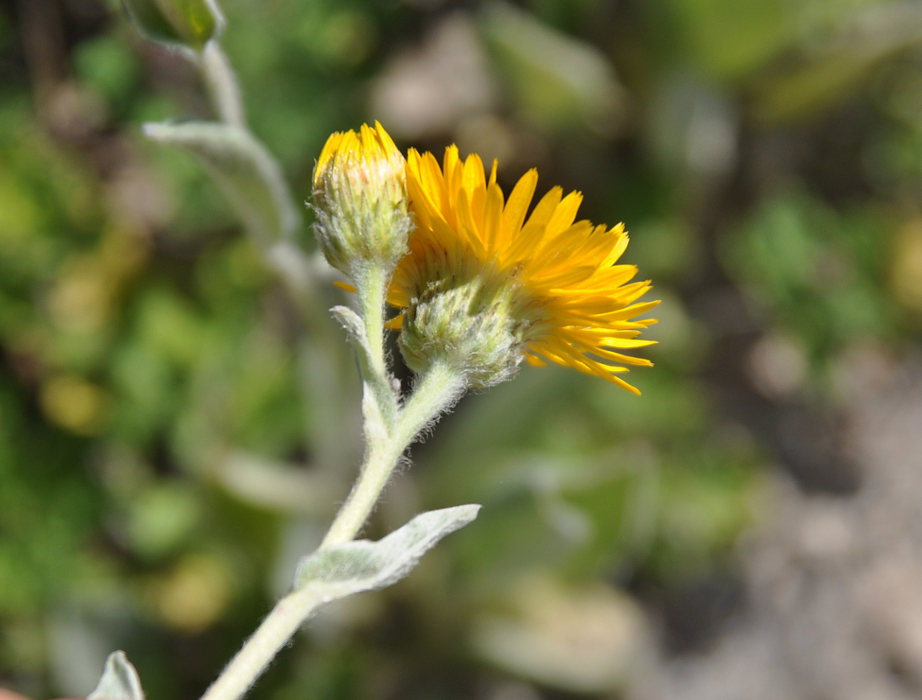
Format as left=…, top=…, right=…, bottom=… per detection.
left=399, top=269, right=532, bottom=389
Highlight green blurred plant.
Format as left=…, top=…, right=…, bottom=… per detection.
left=7, top=0, right=918, bottom=697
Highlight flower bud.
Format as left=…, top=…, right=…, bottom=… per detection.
left=311, top=122, right=411, bottom=278
left=121, top=0, right=224, bottom=52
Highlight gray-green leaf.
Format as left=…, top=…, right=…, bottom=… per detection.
left=87, top=651, right=145, bottom=700
left=143, top=121, right=300, bottom=245
left=294, top=504, right=481, bottom=595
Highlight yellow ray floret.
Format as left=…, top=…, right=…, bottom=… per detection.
left=313, top=121, right=402, bottom=190
left=389, top=145, right=659, bottom=394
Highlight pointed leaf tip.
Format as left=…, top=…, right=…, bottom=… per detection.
left=87, top=651, right=145, bottom=700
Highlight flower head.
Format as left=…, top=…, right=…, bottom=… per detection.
left=390, top=146, right=658, bottom=393
left=311, top=122, right=411, bottom=277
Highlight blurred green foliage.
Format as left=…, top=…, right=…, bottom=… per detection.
left=2, top=0, right=922, bottom=697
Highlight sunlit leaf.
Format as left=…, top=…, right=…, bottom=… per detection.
left=294, top=505, right=481, bottom=596
left=752, top=2, right=922, bottom=123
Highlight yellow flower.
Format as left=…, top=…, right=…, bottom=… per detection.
left=389, top=145, right=658, bottom=393
left=311, top=122, right=411, bottom=276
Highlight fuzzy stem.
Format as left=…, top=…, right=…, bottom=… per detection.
left=199, top=587, right=322, bottom=700
left=198, top=361, right=466, bottom=700
left=352, top=264, right=398, bottom=431
left=320, top=360, right=466, bottom=548
left=198, top=41, right=245, bottom=127
left=355, top=265, right=389, bottom=382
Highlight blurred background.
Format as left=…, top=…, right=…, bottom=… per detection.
left=3, top=0, right=922, bottom=698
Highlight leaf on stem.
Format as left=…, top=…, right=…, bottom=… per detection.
left=87, top=651, right=145, bottom=700
left=330, top=305, right=366, bottom=346
left=329, top=305, right=391, bottom=427
left=294, top=505, right=481, bottom=595
left=143, top=121, right=300, bottom=245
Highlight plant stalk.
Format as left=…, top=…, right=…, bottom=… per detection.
left=198, top=361, right=466, bottom=700
left=198, top=41, right=246, bottom=127
left=199, top=587, right=322, bottom=700
left=321, top=360, right=466, bottom=549
left=352, top=264, right=398, bottom=431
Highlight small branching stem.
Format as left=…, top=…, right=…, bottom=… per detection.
left=321, top=360, right=466, bottom=548
left=198, top=360, right=466, bottom=700
left=183, top=40, right=465, bottom=697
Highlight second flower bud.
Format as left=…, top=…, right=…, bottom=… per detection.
left=311, top=122, right=412, bottom=279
